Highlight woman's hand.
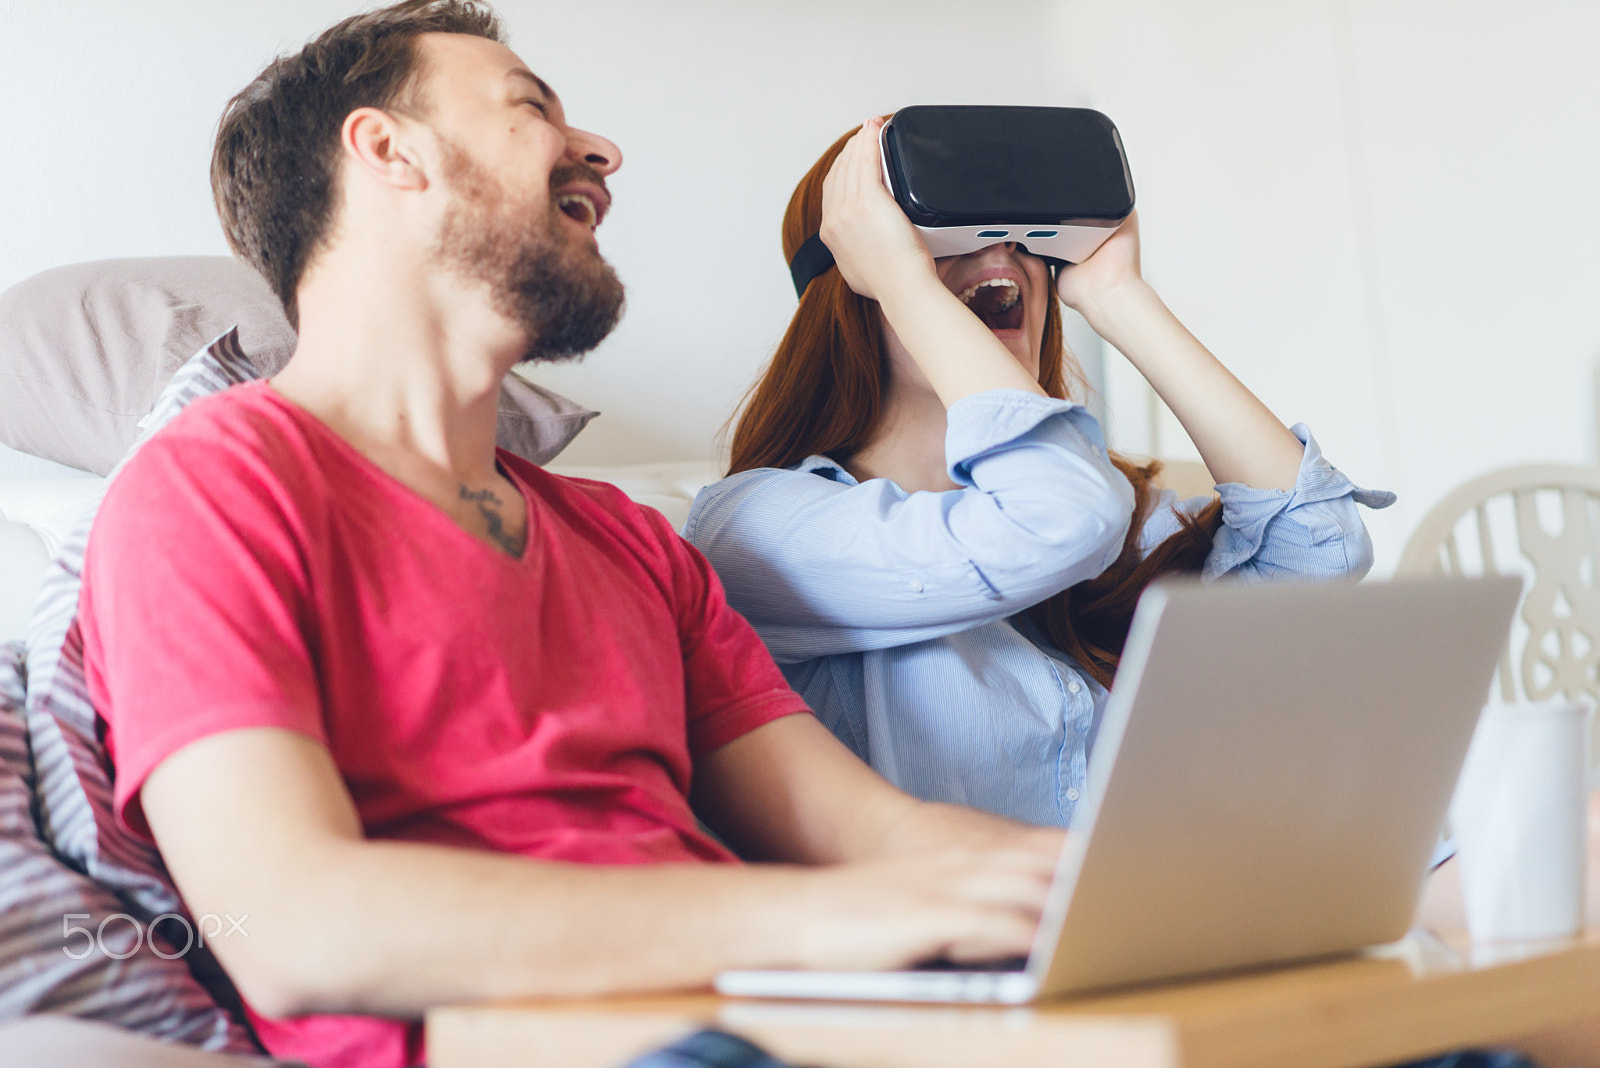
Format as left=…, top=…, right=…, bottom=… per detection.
left=1056, top=210, right=1305, bottom=491
left=1054, top=209, right=1147, bottom=325
left=812, top=116, right=1044, bottom=409
left=818, top=117, right=938, bottom=303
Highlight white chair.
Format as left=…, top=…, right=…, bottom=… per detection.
left=1398, top=465, right=1600, bottom=775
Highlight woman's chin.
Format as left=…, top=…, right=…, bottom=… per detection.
left=991, top=329, right=1034, bottom=363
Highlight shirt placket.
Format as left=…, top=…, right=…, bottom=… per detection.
left=1038, top=647, right=1091, bottom=823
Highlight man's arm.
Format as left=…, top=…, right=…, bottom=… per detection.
left=690, top=712, right=1065, bottom=864
left=142, top=725, right=1057, bottom=1019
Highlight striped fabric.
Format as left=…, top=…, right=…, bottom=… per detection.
left=687, top=394, right=1397, bottom=826
left=18, top=327, right=590, bottom=1049
left=0, top=640, right=247, bottom=1046
left=18, top=332, right=261, bottom=1050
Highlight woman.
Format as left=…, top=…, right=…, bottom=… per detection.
left=685, top=117, right=1393, bottom=825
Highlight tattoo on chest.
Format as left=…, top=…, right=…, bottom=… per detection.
left=458, top=484, right=526, bottom=557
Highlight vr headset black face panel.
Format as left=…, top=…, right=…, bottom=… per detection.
left=883, top=106, right=1134, bottom=226
left=879, top=105, right=1135, bottom=264
left=787, top=105, right=1137, bottom=297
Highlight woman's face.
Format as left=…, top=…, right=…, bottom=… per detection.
left=935, top=243, right=1051, bottom=380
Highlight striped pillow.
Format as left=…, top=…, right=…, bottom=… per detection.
left=21, top=327, right=593, bottom=1044
left=0, top=640, right=251, bottom=1047
left=21, top=334, right=262, bottom=1048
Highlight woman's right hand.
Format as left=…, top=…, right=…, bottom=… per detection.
left=817, top=117, right=938, bottom=303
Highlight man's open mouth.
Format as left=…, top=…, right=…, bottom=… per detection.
left=957, top=277, right=1023, bottom=331
left=555, top=192, right=601, bottom=229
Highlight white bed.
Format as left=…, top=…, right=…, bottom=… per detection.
left=0, top=441, right=719, bottom=646
left=0, top=445, right=102, bottom=643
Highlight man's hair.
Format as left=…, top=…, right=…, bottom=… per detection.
left=211, top=0, right=504, bottom=326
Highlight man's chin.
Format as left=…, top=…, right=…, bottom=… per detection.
left=512, top=267, right=626, bottom=365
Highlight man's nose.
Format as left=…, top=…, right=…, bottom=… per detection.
left=566, top=128, right=622, bottom=176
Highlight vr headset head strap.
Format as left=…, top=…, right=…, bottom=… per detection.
left=788, top=233, right=835, bottom=299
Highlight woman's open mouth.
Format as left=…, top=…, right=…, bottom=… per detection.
left=957, top=277, right=1023, bottom=332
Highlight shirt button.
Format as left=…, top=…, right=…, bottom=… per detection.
left=909, top=579, right=924, bottom=593
left=1066, top=788, right=1081, bottom=802
left=1067, top=679, right=1081, bottom=695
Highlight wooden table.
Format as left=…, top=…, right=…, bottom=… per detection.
left=427, top=810, right=1600, bottom=1068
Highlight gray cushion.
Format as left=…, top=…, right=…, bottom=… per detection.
left=0, top=257, right=596, bottom=475
left=0, top=641, right=254, bottom=1051
left=0, top=259, right=294, bottom=475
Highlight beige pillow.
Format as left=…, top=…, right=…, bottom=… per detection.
left=0, top=257, right=594, bottom=474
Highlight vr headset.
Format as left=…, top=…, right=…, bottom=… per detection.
left=789, top=105, right=1135, bottom=298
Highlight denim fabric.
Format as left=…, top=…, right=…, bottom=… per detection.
left=1399, top=1051, right=1537, bottom=1068
left=621, top=1029, right=794, bottom=1068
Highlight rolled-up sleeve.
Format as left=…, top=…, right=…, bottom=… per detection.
left=1138, top=424, right=1395, bottom=581
left=686, top=390, right=1134, bottom=662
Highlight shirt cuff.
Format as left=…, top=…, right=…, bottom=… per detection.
left=1206, top=423, right=1395, bottom=575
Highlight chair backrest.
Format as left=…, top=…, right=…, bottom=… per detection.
left=1398, top=464, right=1600, bottom=713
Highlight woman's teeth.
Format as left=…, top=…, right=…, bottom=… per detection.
left=958, top=277, right=1026, bottom=331
left=958, top=277, right=1020, bottom=310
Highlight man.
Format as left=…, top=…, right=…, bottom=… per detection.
left=77, top=4, right=1061, bottom=1067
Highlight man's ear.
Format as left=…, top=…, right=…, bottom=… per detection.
left=340, top=106, right=430, bottom=192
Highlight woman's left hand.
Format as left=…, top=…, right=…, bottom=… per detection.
left=1054, top=210, right=1146, bottom=324
left=1054, top=207, right=1305, bottom=491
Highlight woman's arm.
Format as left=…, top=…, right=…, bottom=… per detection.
left=688, top=118, right=1142, bottom=661
left=1058, top=213, right=1304, bottom=491
left=820, top=117, right=1045, bottom=406
left=1137, top=426, right=1393, bottom=582
left=687, top=393, right=1133, bottom=662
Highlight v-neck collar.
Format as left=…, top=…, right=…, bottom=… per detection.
left=254, top=381, right=537, bottom=565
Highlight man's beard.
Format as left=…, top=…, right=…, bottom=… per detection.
left=433, top=142, right=625, bottom=364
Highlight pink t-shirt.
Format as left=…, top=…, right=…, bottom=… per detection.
left=78, top=381, right=809, bottom=1068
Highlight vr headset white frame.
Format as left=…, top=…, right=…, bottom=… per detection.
left=877, top=109, right=1131, bottom=265
left=788, top=107, right=1135, bottom=298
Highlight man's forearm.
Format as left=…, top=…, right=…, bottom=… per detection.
left=221, top=834, right=1059, bottom=1019
left=147, top=726, right=1057, bottom=1020
left=880, top=800, right=1065, bottom=862
left=236, top=840, right=813, bottom=1017
left=691, top=714, right=1064, bottom=867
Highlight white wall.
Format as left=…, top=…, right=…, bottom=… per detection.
left=4, top=1, right=1598, bottom=574
left=1052, top=0, right=1600, bottom=573
left=0, top=0, right=1079, bottom=466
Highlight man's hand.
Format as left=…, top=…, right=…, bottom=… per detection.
left=789, top=846, right=1058, bottom=970
left=693, top=714, right=1064, bottom=968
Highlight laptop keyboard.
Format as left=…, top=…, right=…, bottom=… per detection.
left=914, top=956, right=1028, bottom=973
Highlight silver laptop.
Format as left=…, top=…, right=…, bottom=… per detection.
left=717, top=575, right=1521, bottom=1003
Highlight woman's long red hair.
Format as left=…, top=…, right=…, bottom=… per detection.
left=728, top=127, right=1223, bottom=688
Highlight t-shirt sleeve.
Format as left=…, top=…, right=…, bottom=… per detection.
left=646, top=509, right=812, bottom=758
left=80, top=419, right=327, bottom=838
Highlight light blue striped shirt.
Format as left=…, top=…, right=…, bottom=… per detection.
left=685, top=390, right=1395, bottom=826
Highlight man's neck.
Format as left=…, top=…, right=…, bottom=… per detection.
left=268, top=255, right=535, bottom=559
left=273, top=258, right=522, bottom=488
